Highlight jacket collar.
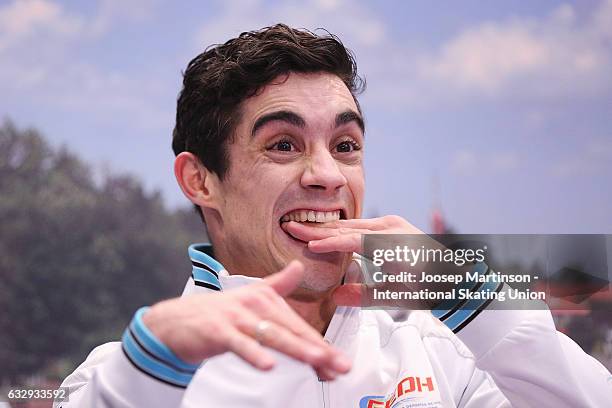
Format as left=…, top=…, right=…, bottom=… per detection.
left=188, top=243, right=224, bottom=291
left=183, top=243, right=264, bottom=295
left=185, top=242, right=365, bottom=291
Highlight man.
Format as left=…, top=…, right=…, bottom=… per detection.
left=56, top=24, right=610, bottom=407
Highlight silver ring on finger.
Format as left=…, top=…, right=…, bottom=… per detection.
left=254, top=319, right=272, bottom=345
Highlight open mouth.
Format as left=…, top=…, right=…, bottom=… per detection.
left=279, top=209, right=346, bottom=245
left=279, top=209, right=346, bottom=224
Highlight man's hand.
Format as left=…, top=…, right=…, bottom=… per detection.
left=282, top=215, right=423, bottom=255
left=142, top=261, right=351, bottom=381
left=282, top=216, right=434, bottom=308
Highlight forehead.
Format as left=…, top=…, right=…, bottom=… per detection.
left=241, top=72, right=359, bottom=126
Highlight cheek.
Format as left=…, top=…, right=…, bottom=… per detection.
left=345, top=167, right=365, bottom=216
left=228, top=164, right=295, bottom=220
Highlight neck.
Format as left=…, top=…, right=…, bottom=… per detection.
left=285, top=292, right=337, bottom=335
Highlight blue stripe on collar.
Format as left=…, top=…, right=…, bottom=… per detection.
left=188, top=243, right=225, bottom=290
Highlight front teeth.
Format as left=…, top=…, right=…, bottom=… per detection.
left=281, top=210, right=340, bottom=223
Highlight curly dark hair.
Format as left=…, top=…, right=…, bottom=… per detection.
left=172, top=24, right=365, bottom=219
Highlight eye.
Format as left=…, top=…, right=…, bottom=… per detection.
left=335, top=140, right=361, bottom=153
left=269, top=139, right=297, bottom=152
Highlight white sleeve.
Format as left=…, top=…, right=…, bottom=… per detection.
left=53, top=342, right=186, bottom=408
left=429, top=263, right=611, bottom=407
left=54, top=307, right=202, bottom=408
left=455, top=299, right=612, bottom=407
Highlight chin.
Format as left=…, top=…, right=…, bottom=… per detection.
left=296, top=255, right=348, bottom=295
left=271, top=220, right=350, bottom=295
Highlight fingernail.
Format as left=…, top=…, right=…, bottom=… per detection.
left=333, top=354, right=352, bottom=371
left=259, top=356, right=276, bottom=370
left=317, top=368, right=336, bottom=381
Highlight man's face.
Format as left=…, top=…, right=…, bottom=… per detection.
left=211, top=72, right=365, bottom=295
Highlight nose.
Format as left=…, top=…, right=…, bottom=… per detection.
left=301, top=146, right=348, bottom=192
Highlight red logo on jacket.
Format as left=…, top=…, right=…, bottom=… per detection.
left=359, top=376, right=435, bottom=408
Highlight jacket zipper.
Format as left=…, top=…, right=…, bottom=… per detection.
left=319, top=337, right=332, bottom=407
left=319, top=377, right=330, bottom=408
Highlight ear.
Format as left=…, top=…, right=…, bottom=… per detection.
left=174, top=152, right=221, bottom=211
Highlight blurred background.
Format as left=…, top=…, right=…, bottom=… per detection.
left=1, top=0, right=611, bottom=404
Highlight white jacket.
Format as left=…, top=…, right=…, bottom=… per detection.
left=55, top=244, right=612, bottom=408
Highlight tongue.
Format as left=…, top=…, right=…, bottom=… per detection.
left=281, top=222, right=308, bottom=243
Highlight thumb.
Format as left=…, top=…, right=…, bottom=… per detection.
left=264, top=260, right=305, bottom=297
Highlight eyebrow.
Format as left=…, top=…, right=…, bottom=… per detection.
left=251, top=110, right=305, bottom=137
left=251, top=109, right=365, bottom=137
left=335, top=110, right=364, bottom=134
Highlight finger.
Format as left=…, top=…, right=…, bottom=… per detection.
left=282, top=221, right=337, bottom=241
left=312, top=217, right=390, bottom=231
left=267, top=296, right=331, bottom=348
left=255, top=321, right=351, bottom=374
left=225, top=327, right=276, bottom=370
left=239, top=290, right=351, bottom=373
left=323, top=216, right=424, bottom=234
left=316, top=366, right=339, bottom=382
left=283, top=221, right=372, bottom=243
left=264, top=260, right=304, bottom=297
left=308, top=233, right=363, bottom=254
left=239, top=277, right=331, bottom=350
